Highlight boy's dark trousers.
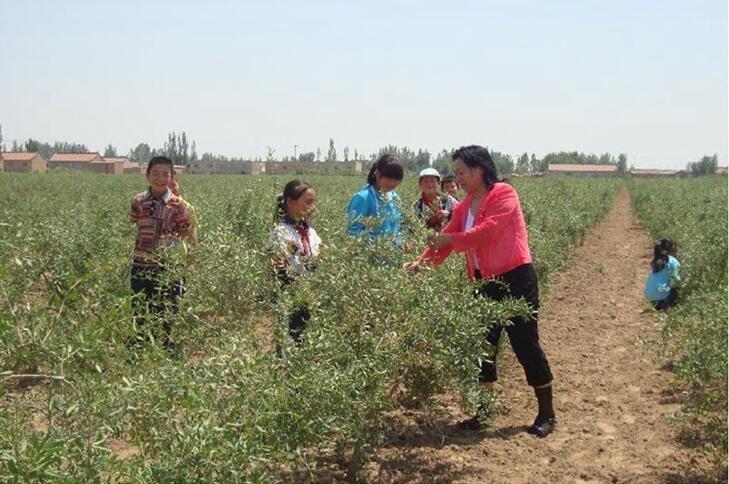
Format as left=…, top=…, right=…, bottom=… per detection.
left=130, top=264, right=183, bottom=349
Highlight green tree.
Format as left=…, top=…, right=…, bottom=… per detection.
left=129, top=143, right=152, bottom=162
left=52, top=141, right=88, bottom=154
left=190, top=141, right=198, bottom=163
left=688, top=154, right=719, bottom=176
left=327, top=139, right=337, bottom=162
left=414, top=149, right=431, bottom=171
left=25, top=139, right=55, bottom=159
left=490, top=150, right=514, bottom=176
left=617, top=153, right=628, bottom=176
left=298, top=152, right=316, bottom=163
left=164, top=133, right=178, bottom=163
left=103, top=144, right=117, bottom=157
left=516, top=152, right=530, bottom=173
left=432, top=148, right=455, bottom=174
left=180, top=132, right=189, bottom=165
left=529, top=153, right=540, bottom=172
left=24, top=139, right=42, bottom=153
left=598, top=152, right=614, bottom=165
left=266, top=146, right=276, bottom=162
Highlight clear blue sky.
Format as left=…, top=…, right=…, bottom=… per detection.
left=1, top=0, right=726, bottom=169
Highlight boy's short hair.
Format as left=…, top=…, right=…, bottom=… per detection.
left=147, top=156, right=174, bottom=175
left=441, top=174, right=458, bottom=187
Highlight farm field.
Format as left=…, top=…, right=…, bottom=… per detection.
left=630, top=177, right=728, bottom=474
left=0, top=172, right=724, bottom=482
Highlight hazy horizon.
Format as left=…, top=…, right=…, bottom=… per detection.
left=1, top=0, right=726, bottom=170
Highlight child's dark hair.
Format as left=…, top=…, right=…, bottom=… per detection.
left=367, top=154, right=404, bottom=185
left=651, top=239, right=677, bottom=273
left=147, top=156, right=175, bottom=175
left=452, top=145, right=501, bottom=188
left=441, top=174, right=458, bottom=189
left=276, top=180, right=313, bottom=221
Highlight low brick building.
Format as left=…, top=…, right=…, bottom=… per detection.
left=188, top=160, right=265, bottom=175
left=49, top=152, right=103, bottom=171
left=546, top=164, right=617, bottom=176
left=265, top=160, right=363, bottom=175
left=319, top=160, right=363, bottom=174
left=0, top=152, right=48, bottom=173
left=123, top=159, right=144, bottom=174
left=90, top=156, right=126, bottom=174
left=630, top=169, right=680, bottom=177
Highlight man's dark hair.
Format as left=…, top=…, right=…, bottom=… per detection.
left=147, top=156, right=174, bottom=175
left=441, top=174, right=458, bottom=188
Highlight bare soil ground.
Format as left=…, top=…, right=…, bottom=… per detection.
left=355, top=189, right=713, bottom=483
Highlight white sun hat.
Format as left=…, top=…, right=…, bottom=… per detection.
left=418, top=167, right=441, bottom=180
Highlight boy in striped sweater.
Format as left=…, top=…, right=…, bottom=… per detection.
left=129, top=156, right=191, bottom=350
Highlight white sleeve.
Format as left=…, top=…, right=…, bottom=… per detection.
left=309, top=227, right=323, bottom=257
left=269, top=225, right=296, bottom=258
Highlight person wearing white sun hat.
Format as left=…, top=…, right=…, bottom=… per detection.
left=412, top=167, right=458, bottom=230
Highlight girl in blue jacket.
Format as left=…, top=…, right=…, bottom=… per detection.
left=644, top=239, right=681, bottom=310
left=346, top=154, right=404, bottom=239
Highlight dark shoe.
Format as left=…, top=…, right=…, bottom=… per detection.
left=528, top=415, right=556, bottom=438
left=457, top=415, right=483, bottom=431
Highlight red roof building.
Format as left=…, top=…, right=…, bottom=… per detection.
left=0, top=152, right=48, bottom=173
left=49, top=152, right=103, bottom=171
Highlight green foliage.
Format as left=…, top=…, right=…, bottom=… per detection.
left=21, top=139, right=89, bottom=160
left=326, top=139, right=337, bottom=162
left=0, top=172, right=618, bottom=481
left=516, top=152, right=530, bottom=173
left=129, top=143, right=152, bottom=163
left=630, top=177, right=727, bottom=470
left=371, top=145, right=432, bottom=172
left=542, top=151, right=621, bottom=166
left=687, top=154, right=719, bottom=176
left=103, top=144, right=118, bottom=158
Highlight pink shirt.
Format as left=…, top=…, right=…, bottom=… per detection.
left=418, top=182, right=532, bottom=279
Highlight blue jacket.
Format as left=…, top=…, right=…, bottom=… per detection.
left=346, top=184, right=403, bottom=239
left=644, top=256, right=681, bottom=302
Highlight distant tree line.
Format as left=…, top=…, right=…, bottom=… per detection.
left=129, top=132, right=198, bottom=165
left=4, top=131, right=200, bottom=167
left=687, top=154, right=718, bottom=176
left=13, top=139, right=89, bottom=161
left=0, top=125, right=720, bottom=177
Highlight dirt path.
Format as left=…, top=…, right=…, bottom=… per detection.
left=365, top=189, right=696, bottom=483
